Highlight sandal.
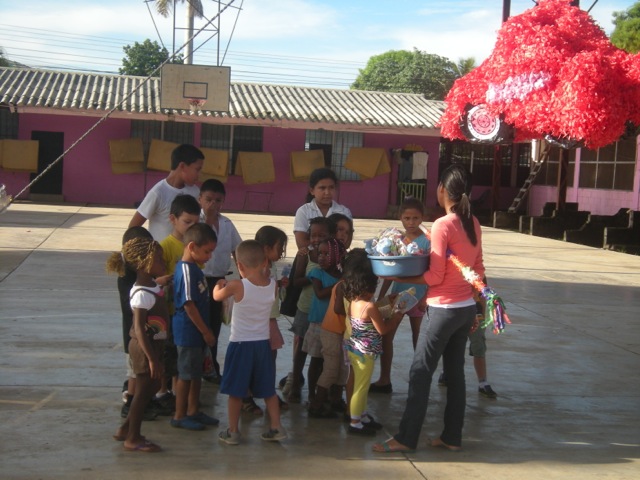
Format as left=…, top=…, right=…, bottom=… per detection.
left=241, top=397, right=264, bottom=416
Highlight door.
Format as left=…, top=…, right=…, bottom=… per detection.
left=30, top=131, right=64, bottom=195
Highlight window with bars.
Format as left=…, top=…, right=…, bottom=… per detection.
left=0, top=105, right=18, bottom=140
left=439, top=140, right=513, bottom=187
left=305, top=130, right=363, bottom=181
left=130, top=120, right=195, bottom=162
left=200, top=124, right=263, bottom=174
left=534, top=146, right=575, bottom=187
left=578, top=137, right=636, bottom=191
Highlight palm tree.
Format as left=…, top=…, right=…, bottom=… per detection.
left=455, top=57, right=477, bottom=78
left=154, top=0, right=204, bottom=64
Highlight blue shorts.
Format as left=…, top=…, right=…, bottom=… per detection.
left=176, top=345, right=205, bottom=381
left=220, top=340, right=275, bottom=399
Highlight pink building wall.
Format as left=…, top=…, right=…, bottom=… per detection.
left=529, top=186, right=638, bottom=216
left=529, top=136, right=640, bottom=215
left=1, top=112, right=443, bottom=219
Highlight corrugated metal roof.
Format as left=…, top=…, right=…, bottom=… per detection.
left=0, top=67, right=445, bottom=133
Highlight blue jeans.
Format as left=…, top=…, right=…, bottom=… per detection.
left=394, top=304, right=475, bottom=449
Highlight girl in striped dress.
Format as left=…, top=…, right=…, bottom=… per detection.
left=342, top=249, right=403, bottom=436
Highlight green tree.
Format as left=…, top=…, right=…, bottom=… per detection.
left=351, top=48, right=459, bottom=100
left=1, top=47, right=10, bottom=67
left=119, top=39, right=182, bottom=76
left=611, top=2, right=640, bottom=53
left=454, top=57, right=476, bottom=77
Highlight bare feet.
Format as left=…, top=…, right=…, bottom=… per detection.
left=123, top=438, right=161, bottom=453
left=429, top=437, right=461, bottom=452
left=372, top=438, right=415, bottom=453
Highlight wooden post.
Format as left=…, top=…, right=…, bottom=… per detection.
left=491, top=145, right=502, bottom=211
left=556, top=148, right=569, bottom=211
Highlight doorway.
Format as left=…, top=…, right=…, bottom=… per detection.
left=30, top=131, right=64, bottom=196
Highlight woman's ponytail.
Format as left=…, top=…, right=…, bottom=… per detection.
left=441, top=165, right=477, bottom=246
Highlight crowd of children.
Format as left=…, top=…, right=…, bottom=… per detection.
left=107, top=147, right=497, bottom=453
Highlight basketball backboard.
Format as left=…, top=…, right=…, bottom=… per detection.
left=160, top=64, right=231, bottom=112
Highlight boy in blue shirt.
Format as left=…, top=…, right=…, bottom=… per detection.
left=171, top=223, right=218, bottom=430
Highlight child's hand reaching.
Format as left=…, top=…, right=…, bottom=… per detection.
left=155, top=274, right=173, bottom=287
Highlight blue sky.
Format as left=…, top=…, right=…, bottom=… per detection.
left=0, top=0, right=632, bottom=88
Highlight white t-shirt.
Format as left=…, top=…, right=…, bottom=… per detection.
left=201, top=213, right=242, bottom=277
left=129, top=283, right=163, bottom=310
left=229, top=278, right=276, bottom=342
left=293, top=200, right=352, bottom=233
left=136, top=179, right=200, bottom=241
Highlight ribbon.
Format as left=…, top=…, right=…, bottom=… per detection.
left=420, top=225, right=511, bottom=334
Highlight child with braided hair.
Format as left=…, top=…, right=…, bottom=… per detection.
left=303, top=237, right=346, bottom=409
left=107, top=235, right=168, bottom=453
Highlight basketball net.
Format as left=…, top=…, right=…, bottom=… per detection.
left=187, top=98, right=206, bottom=113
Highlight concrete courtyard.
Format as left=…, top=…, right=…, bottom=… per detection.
left=0, top=202, right=638, bottom=479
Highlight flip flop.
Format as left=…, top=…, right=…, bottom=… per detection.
left=429, top=437, right=461, bottom=452
left=124, top=440, right=161, bottom=453
left=372, top=439, right=415, bottom=454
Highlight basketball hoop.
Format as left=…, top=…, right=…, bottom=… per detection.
left=187, top=98, right=206, bottom=113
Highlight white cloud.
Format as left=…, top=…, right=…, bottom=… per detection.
left=221, top=0, right=339, bottom=40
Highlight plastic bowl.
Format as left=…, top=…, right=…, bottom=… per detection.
left=368, top=254, right=430, bottom=277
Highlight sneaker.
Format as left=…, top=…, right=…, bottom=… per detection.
left=148, top=398, right=174, bottom=416
left=241, top=397, right=264, bottom=416
left=330, top=399, right=347, bottom=412
left=280, top=372, right=305, bottom=392
left=348, top=424, right=376, bottom=436
left=281, top=373, right=293, bottom=396
left=188, top=412, right=219, bottom=426
left=278, top=373, right=290, bottom=390
left=219, top=428, right=241, bottom=445
left=155, top=392, right=176, bottom=410
left=261, top=427, right=287, bottom=442
left=286, top=389, right=302, bottom=404
left=437, top=373, right=447, bottom=387
left=479, top=385, right=498, bottom=399
left=120, top=402, right=157, bottom=421
left=170, top=417, right=206, bottom=431
left=277, top=395, right=289, bottom=410
left=308, top=405, right=337, bottom=419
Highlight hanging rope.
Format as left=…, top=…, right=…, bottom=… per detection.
left=4, top=0, right=238, bottom=208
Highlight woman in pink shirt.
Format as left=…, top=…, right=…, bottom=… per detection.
left=373, top=164, right=484, bottom=454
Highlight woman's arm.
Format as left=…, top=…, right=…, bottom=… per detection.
left=377, top=279, right=393, bottom=301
